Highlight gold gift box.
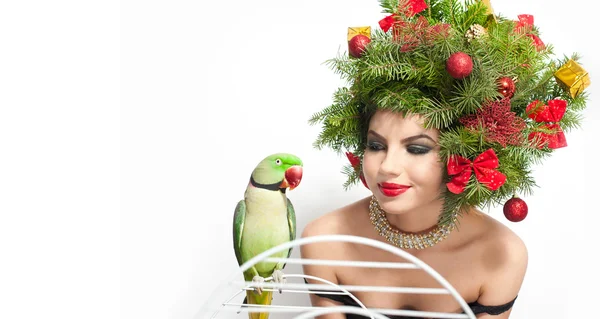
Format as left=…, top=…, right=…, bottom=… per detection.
left=554, top=59, right=591, bottom=98
left=482, top=0, right=495, bottom=15
left=347, top=26, right=371, bottom=41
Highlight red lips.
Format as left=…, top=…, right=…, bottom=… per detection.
left=378, top=182, right=411, bottom=197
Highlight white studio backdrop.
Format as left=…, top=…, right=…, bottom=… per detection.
left=1, top=2, right=120, bottom=319
left=4, top=1, right=597, bottom=319
left=120, top=0, right=600, bottom=318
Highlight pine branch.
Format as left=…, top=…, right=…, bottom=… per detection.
left=457, top=1, right=488, bottom=34
left=341, top=164, right=360, bottom=190
left=378, top=0, right=401, bottom=14
left=415, top=99, right=462, bottom=129
left=560, top=110, right=583, bottom=132
left=437, top=127, right=482, bottom=158
left=308, top=88, right=355, bottom=125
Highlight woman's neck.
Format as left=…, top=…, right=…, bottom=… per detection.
left=382, top=199, right=445, bottom=233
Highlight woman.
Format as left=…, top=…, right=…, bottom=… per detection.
left=301, top=0, right=590, bottom=318
left=301, top=109, right=527, bottom=318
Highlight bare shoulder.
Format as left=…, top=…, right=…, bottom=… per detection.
left=468, top=211, right=528, bottom=307
left=300, top=196, right=370, bottom=265
left=473, top=212, right=528, bottom=270
left=301, top=196, right=369, bottom=238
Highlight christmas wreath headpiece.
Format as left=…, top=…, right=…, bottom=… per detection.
left=309, top=0, right=591, bottom=224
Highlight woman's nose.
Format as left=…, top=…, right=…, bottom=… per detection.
left=379, top=150, right=404, bottom=176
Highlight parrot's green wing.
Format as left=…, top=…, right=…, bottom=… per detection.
left=286, top=198, right=296, bottom=260
left=233, top=200, right=246, bottom=266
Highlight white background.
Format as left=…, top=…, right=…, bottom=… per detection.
left=1, top=0, right=598, bottom=319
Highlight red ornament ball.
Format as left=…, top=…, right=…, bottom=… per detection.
left=348, top=35, right=371, bottom=58
left=498, top=77, right=516, bottom=98
left=446, top=52, right=473, bottom=79
left=503, top=197, right=528, bottom=222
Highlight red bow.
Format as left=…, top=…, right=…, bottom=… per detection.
left=378, top=0, right=428, bottom=32
left=379, top=14, right=398, bottom=32
left=345, top=152, right=369, bottom=189
left=446, top=149, right=507, bottom=194
left=526, top=99, right=567, bottom=149
left=514, top=14, right=544, bottom=51
left=514, top=14, right=534, bottom=32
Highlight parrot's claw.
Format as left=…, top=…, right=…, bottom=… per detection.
left=251, top=275, right=265, bottom=295
left=272, top=270, right=286, bottom=294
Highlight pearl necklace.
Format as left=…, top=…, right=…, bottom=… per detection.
left=368, top=196, right=458, bottom=250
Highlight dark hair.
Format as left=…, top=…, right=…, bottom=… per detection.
left=357, top=103, right=378, bottom=155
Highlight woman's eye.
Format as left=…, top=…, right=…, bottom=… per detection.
left=366, top=141, right=385, bottom=151
left=407, top=145, right=431, bottom=155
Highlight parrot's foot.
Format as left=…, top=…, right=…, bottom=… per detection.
left=251, top=275, right=265, bottom=295
left=272, top=269, right=286, bottom=294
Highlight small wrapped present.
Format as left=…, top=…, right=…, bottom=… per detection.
left=347, top=26, right=371, bottom=41
left=482, top=0, right=495, bottom=15
left=482, top=0, right=498, bottom=26
left=554, top=59, right=591, bottom=98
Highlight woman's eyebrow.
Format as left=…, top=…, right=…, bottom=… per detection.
left=368, top=130, right=435, bottom=143
left=401, top=134, right=435, bottom=143
left=367, top=130, right=386, bottom=141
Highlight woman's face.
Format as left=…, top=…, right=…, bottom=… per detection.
left=362, top=110, right=444, bottom=214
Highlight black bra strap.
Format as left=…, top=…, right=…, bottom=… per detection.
left=467, top=296, right=518, bottom=315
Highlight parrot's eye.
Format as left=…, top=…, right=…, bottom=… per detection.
left=275, top=159, right=282, bottom=165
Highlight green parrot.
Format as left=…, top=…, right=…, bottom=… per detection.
left=233, top=153, right=303, bottom=319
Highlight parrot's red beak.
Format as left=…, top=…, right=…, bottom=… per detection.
left=282, top=166, right=303, bottom=190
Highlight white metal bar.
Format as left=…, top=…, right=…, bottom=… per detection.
left=293, top=307, right=390, bottom=319
left=228, top=304, right=471, bottom=319
left=232, top=281, right=450, bottom=294
left=226, top=305, right=389, bottom=318
left=265, top=257, right=419, bottom=269
left=241, top=287, right=345, bottom=295
left=224, top=303, right=315, bottom=311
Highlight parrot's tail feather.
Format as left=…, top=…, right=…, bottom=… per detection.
left=245, top=290, right=273, bottom=319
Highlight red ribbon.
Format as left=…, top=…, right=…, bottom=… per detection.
left=526, top=99, right=567, bottom=149
left=345, top=152, right=369, bottom=189
left=406, top=0, right=428, bottom=16
left=446, top=149, right=507, bottom=194
left=515, top=14, right=534, bottom=32
left=526, top=34, right=545, bottom=51
left=514, top=14, right=544, bottom=51
left=379, top=14, right=397, bottom=32
left=378, top=0, right=428, bottom=32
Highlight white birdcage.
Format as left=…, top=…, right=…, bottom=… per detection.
left=196, top=234, right=477, bottom=319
